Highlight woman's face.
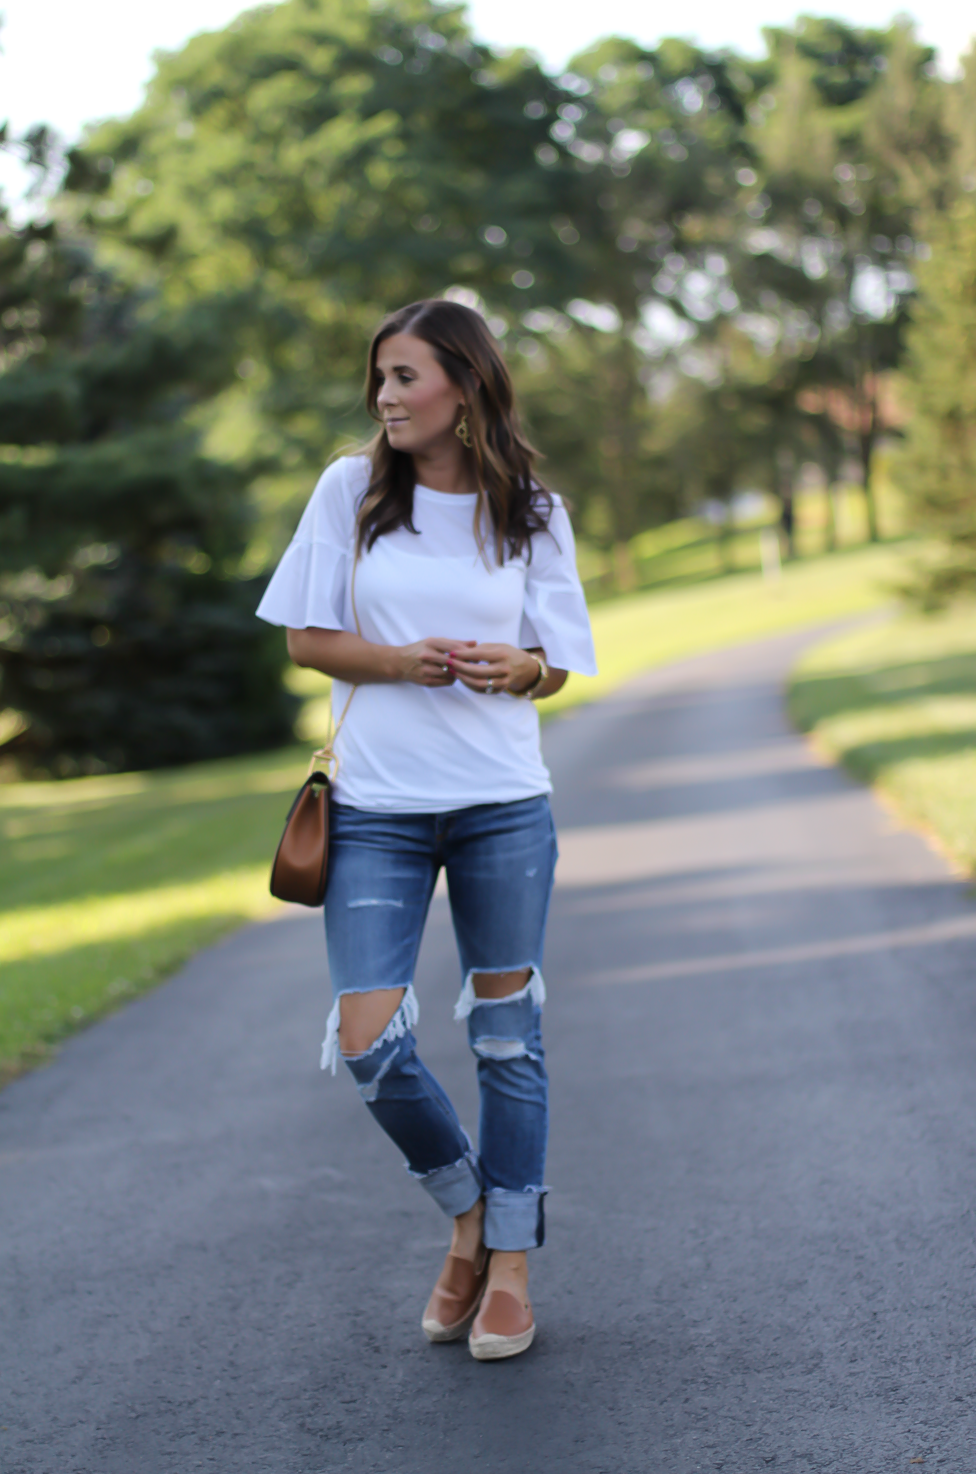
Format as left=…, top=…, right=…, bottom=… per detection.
left=375, top=333, right=465, bottom=455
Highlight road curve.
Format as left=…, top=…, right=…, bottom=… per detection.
left=3, top=626, right=975, bottom=1473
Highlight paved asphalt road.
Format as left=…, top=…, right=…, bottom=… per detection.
left=4, top=627, right=976, bottom=1474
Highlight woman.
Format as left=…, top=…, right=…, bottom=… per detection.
left=257, top=298, right=596, bottom=1361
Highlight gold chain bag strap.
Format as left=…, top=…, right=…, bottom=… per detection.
left=269, top=555, right=361, bottom=906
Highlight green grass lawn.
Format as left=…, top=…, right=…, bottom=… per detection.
left=0, top=748, right=311, bottom=1085
left=789, top=605, right=976, bottom=876
left=1, top=536, right=910, bottom=1085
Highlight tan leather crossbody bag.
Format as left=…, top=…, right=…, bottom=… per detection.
left=269, top=557, right=360, bottom=907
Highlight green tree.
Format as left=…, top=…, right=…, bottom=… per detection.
left=63, top=0, right=595, bottom=558
left=514, top=318, right=682, bottom=582
left=507, top=36, right=755, bottom=570
left=0, top=191, right=296, bottom=775
left=895, top=134, right=976, bottom=598
left=733, top=18, right=951, bottom=541
left=28, top=5, right=964, bottom=615
left=63, top=9, right=768, bottom=570
left=560, top=35, right=754, bottom=325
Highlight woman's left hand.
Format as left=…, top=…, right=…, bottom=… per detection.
left=447, top=643, right=540, bottom=696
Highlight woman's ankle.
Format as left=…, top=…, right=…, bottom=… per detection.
left=450, top=1197, right=485, bottom=1261
left=486, top=1249, right=529, bottom=1298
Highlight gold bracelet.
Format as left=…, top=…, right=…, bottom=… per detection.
left=514, top=652, right=549, bottom=698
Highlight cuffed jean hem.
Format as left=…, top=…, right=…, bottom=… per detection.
left=484, top=1187, right=547, bottom=1251
left=409, top=1149, right=483, bottom=1218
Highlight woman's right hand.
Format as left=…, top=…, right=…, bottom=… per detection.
left=397, top=637, right=475, bottom=687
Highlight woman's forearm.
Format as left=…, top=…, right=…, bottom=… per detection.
left=288, top=627, right=569, bottom=697
left=515, top=648, right=567, bottom=701
left=287, top=627, right=404, bottom=684
left=533, top=669, right=568, bottom=700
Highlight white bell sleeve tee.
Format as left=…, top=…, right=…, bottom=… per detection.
left=256, top=455, right=597, bottom=813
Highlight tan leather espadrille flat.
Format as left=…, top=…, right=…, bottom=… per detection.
left=422, top=1249, right=488, bottom=1343
left=468, top=1288, right=536, bottom=1360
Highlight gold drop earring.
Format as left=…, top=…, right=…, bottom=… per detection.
left=455, top=410, right=472, bottom=448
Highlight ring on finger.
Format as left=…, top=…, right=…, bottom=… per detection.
left=486, top=678, right=494, bottom=694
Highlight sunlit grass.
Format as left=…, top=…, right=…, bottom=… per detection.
left=2, top=868, right=275, bottom=964
left=789, top=605, right=976, bottom=875
left=0, top=868, right=277, bottom=1080
left=0, top=536, right=910, bottom=1084
left=0, top=747, right=307, bottom=1083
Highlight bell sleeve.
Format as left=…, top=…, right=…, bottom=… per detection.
left=255, top=458, right=359, bottom=631
left=519, top=498, right=598, bottom=676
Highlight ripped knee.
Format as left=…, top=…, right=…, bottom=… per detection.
left=338, top=986, right=407, bottom=1057
left=321, top=985, right=418, bottom=1077
left=470, top=967, right=532, bottom=1000
left=340, top=985, right=418, bottom=1101
left=456, top=966, right=546, bottom=1064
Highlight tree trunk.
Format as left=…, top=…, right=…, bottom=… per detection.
left=610, top=540, right=638, bottom=592
left=775, top=449, right=796, bottom=559
left=600, top=338, right=643, bottom=552
left=859, top=427, right=880, bottom=543
left=854, top=338, right=881, bottom=544
left=824, top=484, right=838, bottom=552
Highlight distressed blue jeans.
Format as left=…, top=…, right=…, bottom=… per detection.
left=321, top=795, right=557, bottom=1252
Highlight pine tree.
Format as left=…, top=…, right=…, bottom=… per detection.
left=895, top=194, right=976, bottom=604
left=0, top=209, right=297, bottom=775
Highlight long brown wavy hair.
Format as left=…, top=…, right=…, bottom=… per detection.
left=356, top=298, right=553, bottom=563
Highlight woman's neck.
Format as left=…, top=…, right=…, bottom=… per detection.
left=411, top=437, right=476, bottom=495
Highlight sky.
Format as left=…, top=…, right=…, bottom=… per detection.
left=1, top=0, right=973, bottom=197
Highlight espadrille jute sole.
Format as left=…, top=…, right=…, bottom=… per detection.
left=422, top=1293, right=484, bottom=1344
left=468, top=1322, right=536, bottom=1361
